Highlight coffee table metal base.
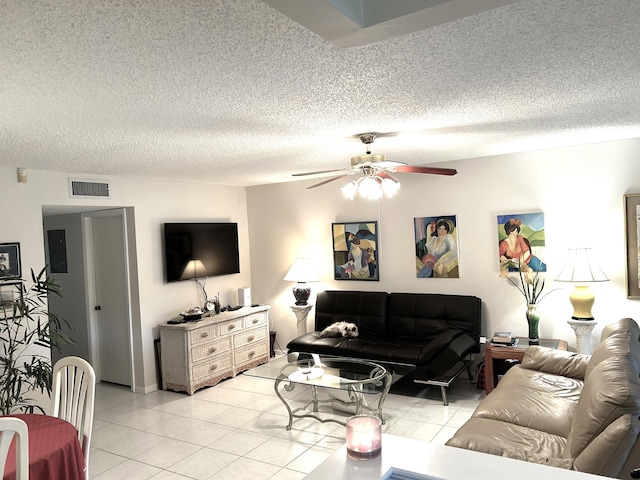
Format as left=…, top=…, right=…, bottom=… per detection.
left=274, top=371, right=392, bottom=430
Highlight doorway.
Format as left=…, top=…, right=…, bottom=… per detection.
left=43, top=207, right=136, bottom=390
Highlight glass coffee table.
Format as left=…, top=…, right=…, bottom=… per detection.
left=243, top=353, right=414, bottom=430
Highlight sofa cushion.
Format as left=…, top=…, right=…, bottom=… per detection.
left=564, top=355, right=640, bottom=459
left=314, top=290, right=388, bottom=337
left=473, top=364, right=582, bottom=438
left=445, top=417, right=566, bottom=459
left=585, top=319, right=640, bottom=380
left=520, top=346, right=589, bottom=380
left=572, top=414, right=640, bottom=477
left=287, top=333, right=461, bottom=366
left=600, top=317, right=640, bottom=342
left=386, top=293, right=481, bottom=344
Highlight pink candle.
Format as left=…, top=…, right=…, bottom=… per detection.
left=346, top=415, right=382, bottom=460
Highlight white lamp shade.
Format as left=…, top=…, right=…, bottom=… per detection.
left=284, top=258, right=319, bottom=283
left=555, top=248, right=608, bottom=283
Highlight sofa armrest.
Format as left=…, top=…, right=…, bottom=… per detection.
left=520, top=346, right=589, bottom=379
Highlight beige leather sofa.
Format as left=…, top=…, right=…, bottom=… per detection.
left=446, top=318, right=640, bottom=479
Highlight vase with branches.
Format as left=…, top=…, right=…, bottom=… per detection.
left=0, top=267, right=73, bottom=414
left=507, top=268, right=558, bottom=344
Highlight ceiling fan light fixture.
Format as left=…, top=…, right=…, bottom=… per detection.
left=381, top=177, right=400, bottom=197
left=340, top=181, right=358, bottom=199
left=358, top=176, right=383, bottom=200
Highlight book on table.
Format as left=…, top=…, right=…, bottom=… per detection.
left=492, top=331, right=514, bottom=345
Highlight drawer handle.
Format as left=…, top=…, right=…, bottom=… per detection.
left=209, top=347, right=217, bottom=354
left=228, top=324, right=236, bottom=330
left=248, top=351, right=255, bottom=357
left=247, top=335, right=255, bottom=342
left=200, top=332, right=209, bottom=338
left=210, top=364, right=218, bottom=371
left=252, top=318, right=259, bottom=324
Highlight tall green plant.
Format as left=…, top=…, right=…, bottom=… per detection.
left=0, top=267, right=73, bottom=414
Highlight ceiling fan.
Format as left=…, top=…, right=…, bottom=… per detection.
left=292, top=133, right=457, bottom=198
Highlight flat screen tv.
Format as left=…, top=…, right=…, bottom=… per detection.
left=163, top=222, right=240, bottom=283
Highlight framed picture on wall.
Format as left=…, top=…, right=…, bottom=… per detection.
left=414, top=215, right=460, bottom=278
left=332, top=222, right=378, bottom=280
left=0, top=243, right=21, bottom=280
left=497, top=213, right=546, bottom=277
left=624, top=194, right=640, bottom=298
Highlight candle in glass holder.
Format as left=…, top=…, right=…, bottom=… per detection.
left=346, top=415, right=382, bottom=460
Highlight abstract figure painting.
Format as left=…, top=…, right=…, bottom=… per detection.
left=497, top=212, right=546, bottom=277
left=414, top=215, right=459, bottom=278
left=332, top=222, right=378, bottom=280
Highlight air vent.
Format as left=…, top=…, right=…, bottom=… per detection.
left=68, top=179, right=111, bottom=198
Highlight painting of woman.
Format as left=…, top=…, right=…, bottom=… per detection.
left=414, top=216, right=459, bottom=278
left=498, top=213, right=547, bottom=277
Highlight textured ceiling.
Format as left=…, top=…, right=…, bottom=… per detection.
left=1, top=0, right=640, bottom=188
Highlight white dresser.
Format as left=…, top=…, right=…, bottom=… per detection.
left=159, top=305, right=270, bottom=395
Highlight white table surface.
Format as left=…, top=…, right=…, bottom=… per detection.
left=303, top=434, right=611, bottom=480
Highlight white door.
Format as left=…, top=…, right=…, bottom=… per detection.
left=92, top=215, right=132, bottom=386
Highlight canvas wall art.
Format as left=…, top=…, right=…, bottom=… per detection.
left=332, top=222, right=378, bottom=280
left=497, top=212, right=546, bottom=277
left=624, top=194, right=640, bottom=298
left=414, top=215, right=459, bottom=278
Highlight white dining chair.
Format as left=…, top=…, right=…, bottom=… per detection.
left=51, top=356, right=96, bottom=480
left=0, top=417, right=29, bottom=480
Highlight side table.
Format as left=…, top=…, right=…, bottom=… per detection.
left=484, top=337, right=568, bottom=394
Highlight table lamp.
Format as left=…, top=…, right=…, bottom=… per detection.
left=555, top=248, right=608, bottom=320
left=284, top=258, right=318, bottom=305
left=555, top=248, right=608, bottom=355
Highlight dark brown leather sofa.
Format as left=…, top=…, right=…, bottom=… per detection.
left=286, top=290, right=482, bottom=404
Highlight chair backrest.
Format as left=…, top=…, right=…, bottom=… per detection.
left=0, top=417, right=29, bottom=480
left=51, top=356, right=95, bottom=479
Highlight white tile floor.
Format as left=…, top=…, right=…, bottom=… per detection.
left=89, top=364, right=485, bottom=479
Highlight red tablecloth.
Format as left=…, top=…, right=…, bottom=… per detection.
left=2, top=414, right=85, bottom=480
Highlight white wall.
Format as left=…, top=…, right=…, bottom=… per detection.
left=0, top=168, right=251, bottom=392
left=246, top=138, right=640, bottom=353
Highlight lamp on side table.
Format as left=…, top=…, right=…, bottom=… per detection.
left=284, top=258, right=318, bottom=335
left=556, top=248, right=608, bottom=354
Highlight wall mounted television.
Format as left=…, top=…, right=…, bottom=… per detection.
left=163, top=222, right=240, bottom=283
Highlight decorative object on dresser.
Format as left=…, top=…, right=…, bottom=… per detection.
left=556, top=247, right=608, bottom=354
left=159, top=305, right=270, bottom=395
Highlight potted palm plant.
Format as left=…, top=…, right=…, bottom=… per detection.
left=0, top=267, right=72, bottom=414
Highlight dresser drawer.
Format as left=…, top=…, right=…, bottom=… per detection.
left=219, top=318, right=243, bottom=336
left=234, top=342, right=268, bottom=365
left=192, top=355, right=232, bottom=381
left=191, top=337, right=231, bottom=363
left=189, top=324, right=217, bottom=345
left=244, top=313, right=267, bottom=329
left=233, top=327, right=267, bottom=348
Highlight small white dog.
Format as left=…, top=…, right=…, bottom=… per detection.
left=320, top=321, right=359, bottom=338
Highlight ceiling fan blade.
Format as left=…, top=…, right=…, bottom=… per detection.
left=293, top=168, right=348, bottom=177
left=307, top=173, right=350, bottom=189
left=392, top=165, right=457, bottom=176
left=376, top=171, right=399, bottom=183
